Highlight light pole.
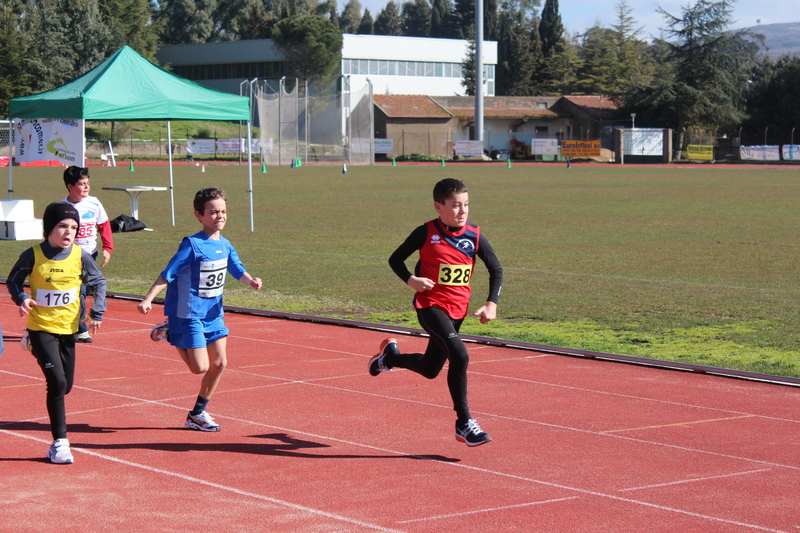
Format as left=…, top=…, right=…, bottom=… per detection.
left=631, top=113, right=636, bottom=129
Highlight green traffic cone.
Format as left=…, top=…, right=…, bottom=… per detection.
left=441, top=158, right=446, bottom=167
left=296, top=158, right=302, bottom=167
left=392, top=158, right=396, bottom=166
left=129, top=160, right=134, bottom=171
left=261, top=161, right=267, bottom=173
left=506, top=159, right=512, bottom=168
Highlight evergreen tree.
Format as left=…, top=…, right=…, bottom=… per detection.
left=453, top=0, right=473, bottom=39
left=155, top=0, right=217, bottom=44
left=271, top=14, right=343, bottom=92
left=357, top=8, right=374, bottom=34
left=460, top=39, right=475, bottom=95
left=621, top=0, right=762, bottom=158
left=538, top=0, right=563, bottom=58
left=339, top=0, right=362, bottom=33
left=98, top=0, right=159, bottom=59
left=20, top=0, right=112, bottom=92
left=401, top=0, right=431, bottom=37
left=0, top=7, right=34, bottom=116
left=430, top=0, right=454, bottom=38
left=496, top=2, right=539, bottom=95
left=743, top=56, right=800, bottom=145
left=374, top=1, right=402, bottom=36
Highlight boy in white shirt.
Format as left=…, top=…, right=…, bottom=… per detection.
left=61, top=166, right=114, bottom=343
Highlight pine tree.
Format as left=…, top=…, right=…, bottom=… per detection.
left=339, top=0, right=362, bottom=33
left=401, top=0, right=431, bottom=37
left=357, top=8, right=374, bottom=34
left=538, top=0, right=563, bottom=59
left=374, top=1, right=402, bottom=36
left=430, top=0, right=454, bottom=38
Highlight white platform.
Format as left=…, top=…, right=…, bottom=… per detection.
left=0, top=200, right=42, bottom=240
left=0, top=199, right=35, bottom=222
left=0, top=219, right=43, bottom=240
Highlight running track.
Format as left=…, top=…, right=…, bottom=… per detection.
left=1, top=290, right=799, bottom=532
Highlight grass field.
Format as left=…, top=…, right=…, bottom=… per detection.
left=3, top=162, right=799, bottom=377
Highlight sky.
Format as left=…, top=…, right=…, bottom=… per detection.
left=356, top=0, right=798, bottom=40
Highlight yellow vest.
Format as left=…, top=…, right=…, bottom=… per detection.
left=28, top=244, right=83, bottom=334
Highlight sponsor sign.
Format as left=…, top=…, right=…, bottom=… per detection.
left=561, top=139, right=601, bottom=158
left=781, top=145, right=800, bottom=160
left=740, top=145, right=780, bottom=161
left=217, top=138, right=261, bottom=154
left=14, top=119, right=83, bottom=165
left=530, top=139, right=559, bottom=155
left=374, top=139, right=393, bottom=154
left=455, top=140, right=484, bottom=157
left=186, top=139, right=216, bottom=155
left=687, top=145, right=714, bottom=160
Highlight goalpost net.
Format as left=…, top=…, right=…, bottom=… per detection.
left=255, top=77, right=373, bottom=165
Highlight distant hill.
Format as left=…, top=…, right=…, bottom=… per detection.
left=740, top=22, right=800, bottom=58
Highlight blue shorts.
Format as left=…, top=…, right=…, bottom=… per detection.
left=168, top=316, right=228, bottom=350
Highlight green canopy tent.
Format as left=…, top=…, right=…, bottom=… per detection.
left=8, top=45, right=255, bottom=229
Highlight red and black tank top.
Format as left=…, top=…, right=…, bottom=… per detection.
left=413, top=219, right=480, bottom=319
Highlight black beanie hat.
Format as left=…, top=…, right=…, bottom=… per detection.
left=43, top=202, right=80, bottom=238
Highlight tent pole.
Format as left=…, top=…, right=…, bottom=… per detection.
left=247, top=120, right=254, bottom=232
left=167, top=120, right=175, bottom=226
left=7, top=118, right=12, bottom=199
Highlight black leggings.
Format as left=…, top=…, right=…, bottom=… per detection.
left=28, top=330, right=76, bottom=440
left=387, top=306, right=471, bottom=421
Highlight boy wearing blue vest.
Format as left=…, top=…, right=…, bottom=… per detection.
left=7, top=202, right=107, bottom=464
left=137, top=187, right=262, bottom=432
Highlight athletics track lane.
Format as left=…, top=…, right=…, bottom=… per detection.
left=1, top=292, right=799, bottom=532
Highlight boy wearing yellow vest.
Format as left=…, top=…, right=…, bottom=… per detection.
left=7, top=202, right=107, bottom=464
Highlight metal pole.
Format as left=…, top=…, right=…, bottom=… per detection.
left=369, top=79, right=374, bottom=165
left=167, top=120, right=175, bottom=226
left=304, top=80, right=309, bottom=164
left=278, top=77, right=284, bottom=167
left=475, top=0, right=484, bottom=147
left=247, top=120, right=254, bottom=232
left=7, top=119, right=13, bottom=199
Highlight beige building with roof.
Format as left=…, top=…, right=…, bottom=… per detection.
left=374, top=95, right=624, bottom=159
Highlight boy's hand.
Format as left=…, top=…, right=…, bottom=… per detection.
left=250, top=277, right=263, bottom=290
left=407, top=276, right=435, bottom=292
left=473, top=301, right=497, bottom=324
left=19, top=298, right=36, bottom=317
left=137, top=300, right=152, bottom=315
left=99, top=250, right=111, bottom=267
left=84, top=317, right=101, bottom=334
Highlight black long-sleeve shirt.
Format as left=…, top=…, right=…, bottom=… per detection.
left=389, top=223, right=503, bottom=304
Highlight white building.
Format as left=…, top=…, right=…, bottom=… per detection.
left=156, top=34, right=497, bottom=98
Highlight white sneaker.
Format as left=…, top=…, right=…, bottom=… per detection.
left=150, top=319, right=170, bottom=343
left=47, top=439, right=74, bottom=464
left=20, top=330, right=31, bottom=352
left=185, top=411, right=221, bottom=432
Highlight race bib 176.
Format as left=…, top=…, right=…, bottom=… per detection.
left=35, top=288, right=78, bottom=307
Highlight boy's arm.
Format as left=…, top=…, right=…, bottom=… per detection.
left=7, top=248, right=35, bottom=307
left=238, top=272, right=262, bottom=290
left=82, top=250, right=107, bottom=332
left=226, top=241, right=261, bottom=290
left=473, top=234, right=503, bottom=324
left=137, top=275, right=169, bottom=315
left=389, top=225, right=434, bottom=292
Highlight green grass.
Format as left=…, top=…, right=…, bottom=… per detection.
left=4, top=162, right=800, bottom=377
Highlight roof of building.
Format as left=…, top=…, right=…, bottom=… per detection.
left=562, top=96, right=619, bottom=119
left=373, top=95, right=453, bottom=118
left=432, top=96, right=561, bottom=119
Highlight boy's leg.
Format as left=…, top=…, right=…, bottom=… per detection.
left=178, top=337, right=227, bottom=431
left=29, top=331, right=76, bottom=440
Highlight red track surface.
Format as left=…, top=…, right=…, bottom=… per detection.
left=1, top=291, right=799, bottom=532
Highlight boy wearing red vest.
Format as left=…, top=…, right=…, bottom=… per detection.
left=369, top=178, right=503, bottom=446
left=7, top=202, right=107, bottom=464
